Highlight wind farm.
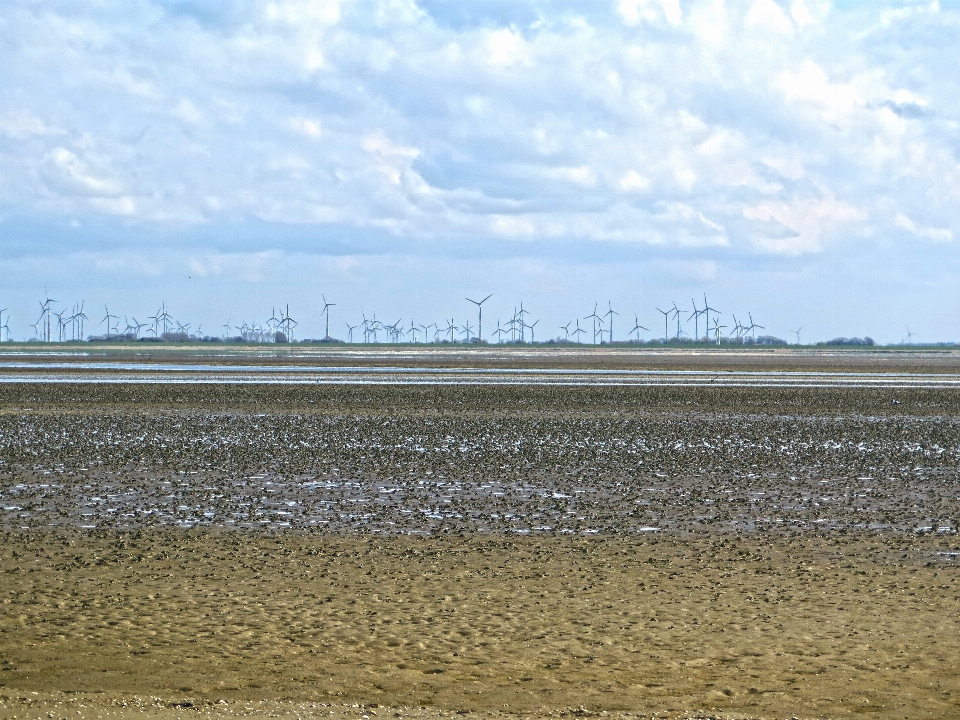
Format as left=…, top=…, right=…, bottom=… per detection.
left=4, top=294, right=960, bottom=720
left=0, top=289, right=943, bottom=353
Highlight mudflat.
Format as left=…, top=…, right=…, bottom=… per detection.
left=1, top=369, right=959, bottom=719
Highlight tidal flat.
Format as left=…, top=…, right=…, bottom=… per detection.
left=1, top=375, right=959, bottom=719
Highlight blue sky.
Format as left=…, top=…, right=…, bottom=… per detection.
left=1, top=0, right=958, bottom=342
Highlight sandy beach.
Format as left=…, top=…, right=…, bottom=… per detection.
left=2, top=532, right=959, bottom=719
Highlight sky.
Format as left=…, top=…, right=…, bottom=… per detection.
left=1, top=0, right=959, bottom=343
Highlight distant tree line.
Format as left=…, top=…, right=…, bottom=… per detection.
left=818, top=337, right=875, bottom=346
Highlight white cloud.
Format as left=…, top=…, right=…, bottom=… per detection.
left=746, top=0, right=794, bottom=35
left=375, top=0, right=424, bottom=26
left=744, top=197, right=867, bottom=254
left=655, top=203, right=728, bottom=246
left=0, top=111, right=63, bottom=138
left=779, top=61, right=861, bottom=117
left=485, top=28, right=530, bottom=69
left=289, top=116, right=323, bottom=139
left=173, top=99, right=204, bottom=125
left=42, top=148, right=124, bottom=197
left=264, top=0, right=341, bottom=28
left=361, top=132, right=419, bottom=159
left=617, top=0, right=682, bottom=27
left=492, top=215, right=536, bottom=236
left=618, top=170, right=651, bottom=192
left=895, top=213, right=953, bottom=243
left=548, top=165, right=598, bottom=187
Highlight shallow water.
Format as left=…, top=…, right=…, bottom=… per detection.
left=3, top=361, right=960, bottom=386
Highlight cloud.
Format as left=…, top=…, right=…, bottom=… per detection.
left=744, top=196, right=867, bottom=254
left=547, top=165, right=598, bottom=187
left=895, top=212, right=953, bottom=243
left=173, top=99, right=205, bottom=125
left=289, top=116, right=323, bottom=139
left=485, top=28, right=531, bottom=69
left=492, top=215, right=536, bottom=236
left=0, top=0, right=957, bottom=266
left=746, top=0, right=794, bottom=35
left=42, top=148, right=124, bottom=197
left=0, top=111, right=64, bottom=139
left=618, top=170, right=650, bottom=192
left=616, top=0, right=682, bottom=27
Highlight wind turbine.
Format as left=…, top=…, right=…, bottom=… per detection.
left=517, top=303, right=530, bottom=342
left=656, top=307, right=671, bottom=343
left=155, top=302, right=173, bottom=335
left=75, top=302, right=88, bottom=341
left=572, top=319, right=586, bottom=344
left=711, top=317, right=726, bottom=345
left=905, top=326, right=915, bottom=345
left=792, top=326, right=803, bottom=345
left=280, top=304, right=297, bottom=341
left=702, top=295, right=720, bottom=336
left=747, top=312, right=764, bottom=341
left=560, top=321, right=571, bottom=341
left=689, top=299, right=703, bottom=341
left=38, top=292, right=56, bottom=342
left=466, top=294, right=492, bottom=342
left=102, top=306, right=119, bottom=337
left=731, top=314, right=743, bottom=341
left=321, top=295, right=335, bottom=340
left=55, top=310, right=67, bottom=342
left=603, top=302, right=618, bottom=343
left=266, top=308, right=279, bottom=335
left=584, top=304, right=602, bottom=345
left=526, top=319, right=539, bottom=343
left=389, top=319, right=403, bottom=343
left=507, top=311, right=519, bottom=342
left=630, top=315, right=648, bottom=341
left=672, top=303, right=682, bottom=339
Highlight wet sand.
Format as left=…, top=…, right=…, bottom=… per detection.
left=1, top=533, right=959, bottom=719
left=1, top=368, right=960, bottom=719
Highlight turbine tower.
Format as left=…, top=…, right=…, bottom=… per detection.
left=603, top=302, right=618, bottom=344
left=689, top=299, right=703, bottom=341
left=321, top=295, right=336, bottom=340
left=656, top=307, right=671, bottom=343
left=466, top=294, right=492, bottom=342
left=702, top=295, right=720, bottom=337
left=584, top=304, right=602, bottom=345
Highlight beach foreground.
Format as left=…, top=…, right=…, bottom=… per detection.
left=1, top=532, right=958, bottom=719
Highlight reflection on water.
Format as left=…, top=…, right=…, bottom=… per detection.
left=1, top=362, right=960, bottom=387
